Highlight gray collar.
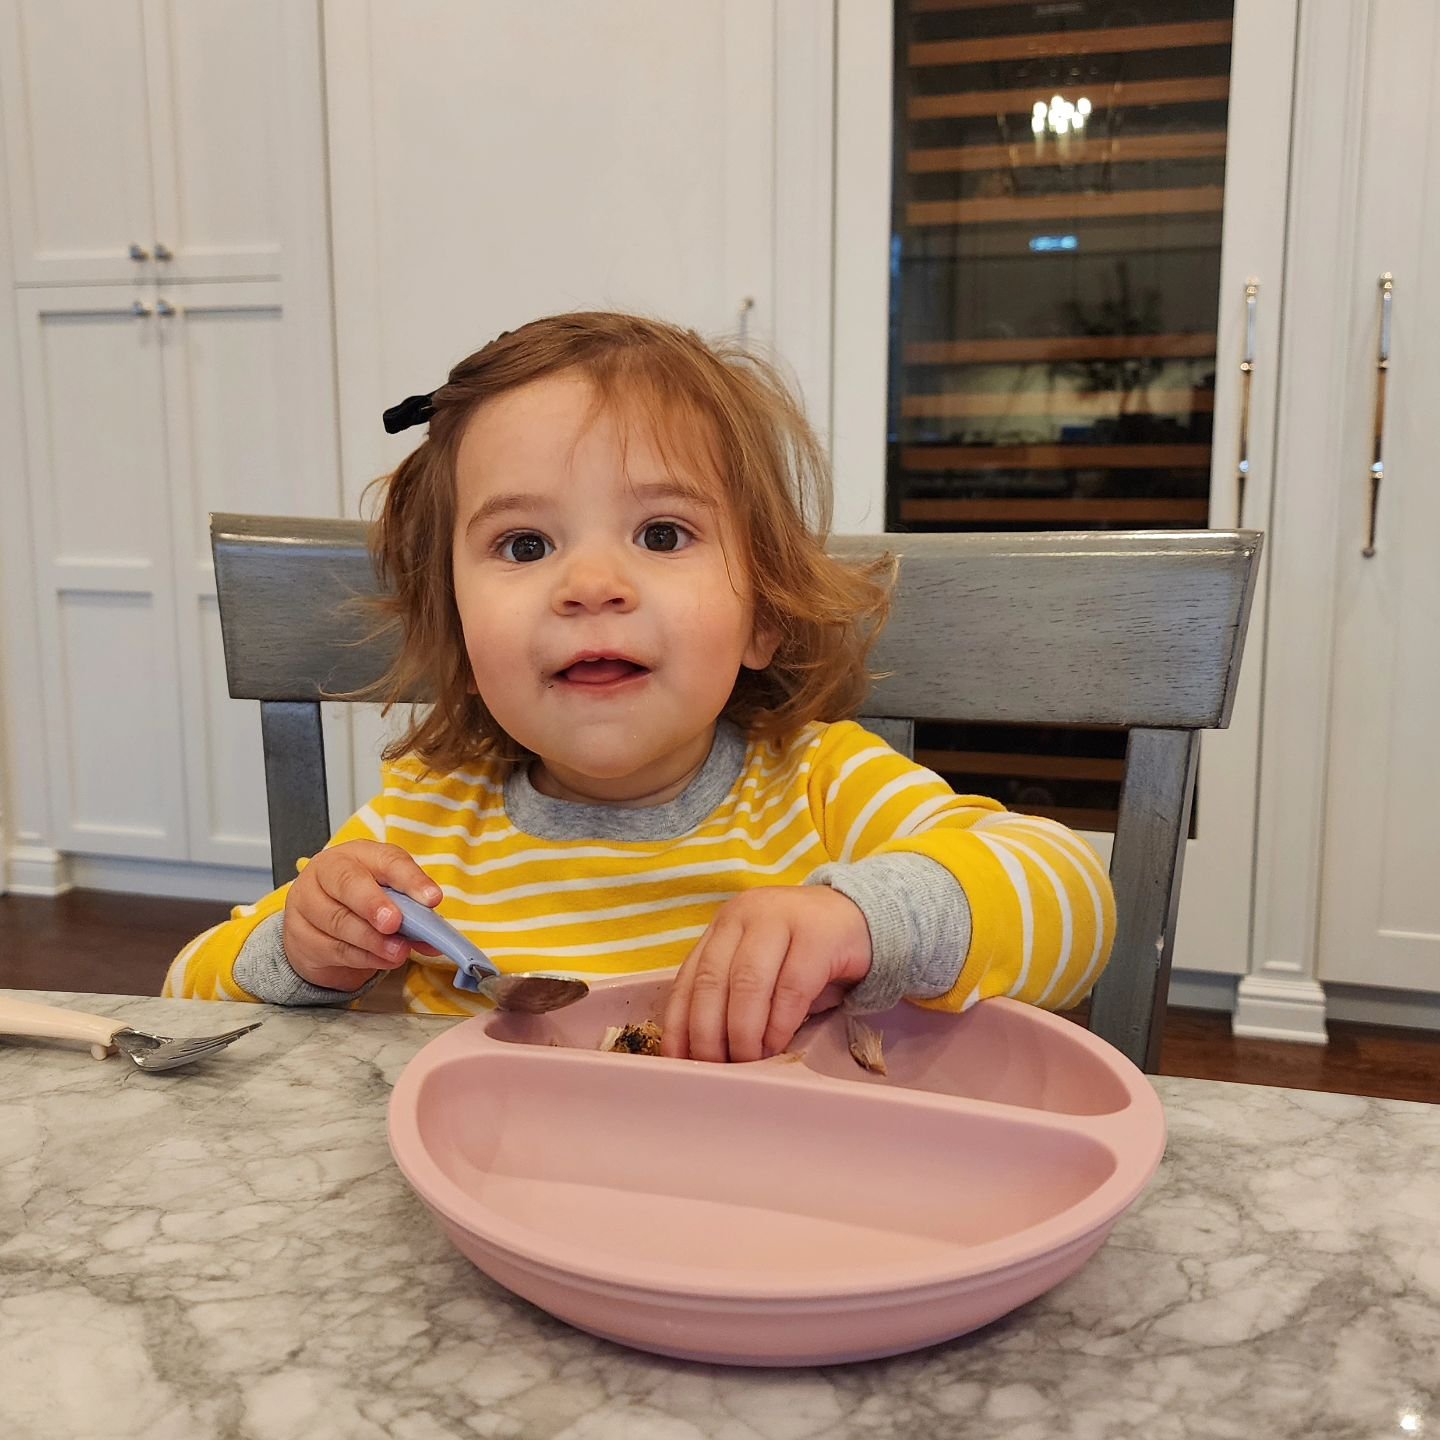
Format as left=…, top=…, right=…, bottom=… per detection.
left=503, top=719, right=749, bottom=841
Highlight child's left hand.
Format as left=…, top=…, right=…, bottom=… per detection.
left=661, top=887, right=873, bottom=1063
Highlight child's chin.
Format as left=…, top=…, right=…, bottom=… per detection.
left=551, top=747, right=659, bottom=782
left=532, top=735, right=699, bottom=798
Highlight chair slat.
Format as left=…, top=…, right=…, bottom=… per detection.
left=213, top=515, right=1260, bottom=728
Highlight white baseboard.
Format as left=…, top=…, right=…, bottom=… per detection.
left=66, top=854, right=271, bottom=905
left=1167, top=970, right=1238, bottom=1013
left=4, top=845, right=72, bottom=895
left=1234, top=974, right=1329, bottom=1045
left=1321, top=982, right=1440, bottom=1033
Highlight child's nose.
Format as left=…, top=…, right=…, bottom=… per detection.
left=553, top=545, right=638, bottom=614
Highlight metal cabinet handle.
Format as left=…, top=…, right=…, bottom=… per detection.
left=128, top=243, right=150, bottom=262
left=154, top=242, right=174, bottom=261
left=738, top=296, right=755, bottom=344
left=1236, top=279, right=1258, bottom=525
left=1364, top=273, right=1393, bottom=558
left=155, top=299, right=177, bottom=317
left=130, top=300, right=151, bottom=317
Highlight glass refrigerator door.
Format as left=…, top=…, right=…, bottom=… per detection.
left=889, top=1, right=1234, bottom=830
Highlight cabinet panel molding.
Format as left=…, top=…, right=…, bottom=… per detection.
left=56, top=591, right=187, bottom=854
left=0, top=0, right=156, bottom=285
left=13, top=287, right=189, bottom=858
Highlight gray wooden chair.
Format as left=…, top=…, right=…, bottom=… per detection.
left=210, top=512, right=1260, bottom=1072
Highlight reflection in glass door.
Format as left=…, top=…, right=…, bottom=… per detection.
left=888, top=0, right=1235, bottom=829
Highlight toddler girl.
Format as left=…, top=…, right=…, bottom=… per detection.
left=166, top=312, right=1115, bottom=1062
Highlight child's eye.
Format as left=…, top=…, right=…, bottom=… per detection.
left=638, top=521, right=692, bottom=553
left=498, top=532, right=552, bottom=563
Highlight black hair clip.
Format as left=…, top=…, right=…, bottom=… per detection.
left=382, top=331, right=513, bottom=434
left=382, top=392, right=436, bottom=435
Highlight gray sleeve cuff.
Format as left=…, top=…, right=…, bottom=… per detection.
left=805, top=852, right=971, bottom=1013
left=234, top=912, right=385, bottom=1007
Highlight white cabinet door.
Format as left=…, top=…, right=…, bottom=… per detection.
left=1, top=0, right=321, bottom=286
left=13, top=287, right=189, bottom=859
left=142, top=0, right=321, bottom=282
left=1316, top=0, right=1440, bottom=992
left=0, top=0, right=157, bottom=284
left=155, top=282, right=345, bottom=869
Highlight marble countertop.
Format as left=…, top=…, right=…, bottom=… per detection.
left=2, top=991, right=1436, bottom=1440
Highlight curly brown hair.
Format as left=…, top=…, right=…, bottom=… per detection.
left=364, top=311, right=892, bottom=773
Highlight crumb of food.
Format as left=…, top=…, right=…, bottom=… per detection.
left=845, top=1014, right=887, bottom=1076
left=599, top=1020, right=663, bottom=1056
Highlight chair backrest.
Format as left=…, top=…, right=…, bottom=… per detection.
left=211, top=512, right=1261, bottom=1071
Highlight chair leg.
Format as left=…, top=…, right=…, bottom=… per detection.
left=260, top=700, right=332, bottom=889
left=1088, top=727, right=1200, bottom=1073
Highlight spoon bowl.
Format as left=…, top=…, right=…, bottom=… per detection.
left=380, top=886, right=589, bottom=1014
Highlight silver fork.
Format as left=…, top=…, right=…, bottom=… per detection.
left=0, top=994, right=261, bottom=1072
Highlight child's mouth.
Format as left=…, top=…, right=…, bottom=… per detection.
left=557, top=658, right=649, bottom=686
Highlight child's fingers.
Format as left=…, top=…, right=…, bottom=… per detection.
left=284, top=911, right=391, bottom=988
left=367, top=843, right=444, bottom=909
left=677, top=927, right=744, bottom=1063
left=809, top=982, right=849, bottom=1014
left=308, top=862, right=415, bottom=964
left=760, top=945, right=831, bottom=1058
left=723, top=924, right=793, bottom=1063
left=660, top=927, right=712, bottom=1060
left=313, top=845, right=418, bottom=937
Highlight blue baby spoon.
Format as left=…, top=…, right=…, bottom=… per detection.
left=379, top=886, right=589, bottom=1013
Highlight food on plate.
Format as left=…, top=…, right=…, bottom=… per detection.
left=845, top=1014, right=887, bottom=1076
left=599, top=1020, right=663, bottom=1056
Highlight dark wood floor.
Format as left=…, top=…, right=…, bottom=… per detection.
left=4, top=889, right=1439, bottom=1104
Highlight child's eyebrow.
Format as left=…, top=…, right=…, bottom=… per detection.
left=627, top=480, right=718, bottom=509
left=463, top=492, right=549, bottom=534
left=463, top=480, right=716, bottom=536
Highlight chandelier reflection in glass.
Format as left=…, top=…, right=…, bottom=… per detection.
left=1032, top=94, right=1093, bottom=138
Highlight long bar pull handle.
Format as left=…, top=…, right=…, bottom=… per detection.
left=1365, top=273, right=1393, bottom=557
left=1235, top=279, right=1258, bottom=525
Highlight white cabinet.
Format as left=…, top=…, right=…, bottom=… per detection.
left=12, top=288, right=187, bottom=861
left=0, top=0, right=342, bottom=895
left=1241, top=0, right=1440, bottom=1036
left=1, top=0, right=314, bottom=284
left=12, top=282, right=342, bottom=871
left=1312, top=0, right=1440, bottom=993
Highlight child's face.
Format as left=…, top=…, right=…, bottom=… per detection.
left=451, top=371, right=776, bottom=802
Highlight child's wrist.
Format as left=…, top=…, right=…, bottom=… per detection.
left=822, top=887, right=875, bottom=986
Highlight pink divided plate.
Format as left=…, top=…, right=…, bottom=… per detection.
left=387, top=977, right=1165, bottom=1366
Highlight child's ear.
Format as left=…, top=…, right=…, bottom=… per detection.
left=741, top=623, right=780, bottom=672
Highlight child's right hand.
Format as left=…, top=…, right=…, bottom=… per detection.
left=282, top=841, right=444, bottom=991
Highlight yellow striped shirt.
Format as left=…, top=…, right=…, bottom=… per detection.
left=164, top=720, right=1114, bottom=1016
